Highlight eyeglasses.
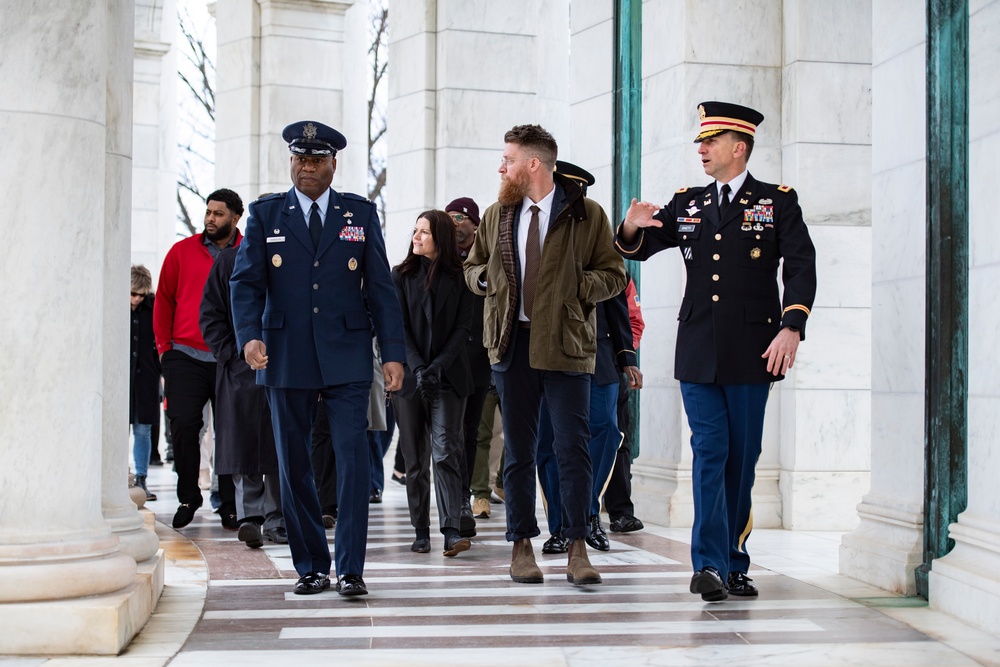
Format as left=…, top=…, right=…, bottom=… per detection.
left=449, top=213, right=469, bottom=223
left=130, top=292, right=146, bottom=298
left=500, top=157, right=532, bottom=167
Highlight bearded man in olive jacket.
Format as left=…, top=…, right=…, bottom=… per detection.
left=464, top=124, right=626, bottom=587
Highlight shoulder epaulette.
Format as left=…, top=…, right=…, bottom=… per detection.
left=777, top=184, right=793, bottom=193
left=676, top=186, right=689, bottom=194
left=342, top=192, right=375, bottom=205
left=253, top=192, right=284, bottom=203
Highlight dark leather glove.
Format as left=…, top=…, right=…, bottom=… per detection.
left=416, top=364, right=442, bottom=401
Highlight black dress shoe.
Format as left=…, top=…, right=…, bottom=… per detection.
left=411, top=537, right=431, bottom=553
left=609, top=515, right=644, bottom=533
left=541, top=534, right=569, bottom=554
left=294, top=572, right=330, bottom=595
left=690, top=567, right=728, bottom=601
left=172, top=503, right=199, bottom=529
left=459, top=499, right=477, bottom=537
left=237, top=522, right=263, bottom=549
left=369, top=488, right=383, bottom=504
left=263, top=526, right=288, bottom=544
left=322, top=507, right=338, bottom=529
left=585, top=515, right=610, bottom=551
left=727, top=571, right=758, bottom=597
left=336, top=574, right=368, bottom=596
left=221, top=513, right=239, bottom=531
left=443, top=535, right=471, bottom=557
left=391, top=473, right=406, bottom=486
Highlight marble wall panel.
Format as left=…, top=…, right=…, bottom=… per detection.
left=259, top=87, right=344, bottom=140
left=132, top=125, right=160, bottom=169
left=391, top=0, right=434, bottom=40
left=970, top=0, right=1000, bottom=140
left=869, top=391, right=925, bottom=501
left=435, top=90, right=540, bottom=151
left=871, top=278, right=925, bottom=393
left=215, top=0, right=259, bottom=43
left=389, top=90, right=437, bottom=155
left=782, top=389, right=872, bottom=470
left=436, top=32, right=536, bottom=93
left=782, top=62, right=872, bottom=146
left=132, top=77, right=161, bottom=125
left=681, top=0, right=781, bottom=67
left=871, top=45, right=925, bottom=175
left=969, top=264, right=1000, bottom=398
left=566, top=95, right=613, bottom=177
left=568, top=19, right=613, bottom=105
left=258, top=1, right=348, bottom=40
left=636, top=305, right=681, bottom=389
left=641, top=0, right=686, bottom=76
left=437, top=0, right=538, bottom=35
left=637, top=385, right=685, bottom=463
left=872, top=0, right=931, bottom=65
left=571, top=0, right=613, bottom=32
left=792, top=307, right=871, bottom=391
left=969, top=397, right=1000, bottom=519
left=215, top=41, right=259, bottom=98
left=388, top=33, right=435, bottom=99
left=870, top=161, right=926, bottom=283
left=782, top=144, right=873, bottom=227
left=780, top=470, right=869, bottom=530
left=258, top=38, right=344, bottom=88
left=783, top=0, right=872, bottom=65
left=808, top=225, right=872, bottom=309
left=433, top=148, right=499, bottom=215
left=215, top=86, right=259, bottom=142
left=641, top=66, right=687, bottom=156
left=969, top=130, right=1000, bottom=268
left=633, top=249, right=684, bottom=309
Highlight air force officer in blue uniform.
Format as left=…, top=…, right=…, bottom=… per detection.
left=615, top=102, right=816, bottom=602
left=231, top=121, right=405, bottom=597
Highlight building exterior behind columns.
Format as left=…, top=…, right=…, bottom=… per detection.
left=383, top=0, right=1000, bottom=636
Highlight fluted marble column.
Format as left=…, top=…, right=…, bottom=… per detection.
left=840, top=0, right=927, bottom=595
left=107, top=0, right=161, bottom=566
left=0, top=1, right=159, bottom=654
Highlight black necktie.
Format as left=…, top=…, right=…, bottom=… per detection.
left=719, top=183, right=732, bottom=219
left=309, top=202, right=322, bottom=250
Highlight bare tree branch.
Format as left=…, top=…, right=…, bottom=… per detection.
left=176, top=5, right=216, bottom=235
left=367, top=1, right=388, bottom=219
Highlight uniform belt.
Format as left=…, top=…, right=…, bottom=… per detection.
left=518, top=321, right=531, bottom=330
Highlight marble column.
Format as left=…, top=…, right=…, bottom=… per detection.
left=630, top=0, right=785, bottom=528
left=215, top=0, right=363, bottom=212
left=132, top=0, right=178, bottom=284
left=929, top=0, right=1000, bottom=634
left=840, top=0, right=927, bottom=595
left=0, top=1, right=158, bottom=654
left=386, top=0, right=573, bottom=265
left=108, top=0, right=162, bottom=567
left=778, top=0, right=872, bottom=530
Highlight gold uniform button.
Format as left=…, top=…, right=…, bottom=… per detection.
left=713, top=253, right=720, bottom=261
left=712, top=295, right=719, bottom=302
left=313, top=307, right=319, bottom=314
left=715, top=233, right=722, bottom=241
left=756, top=234, right=761, bottom=240
left=682, top=235, right=688, bottom=240
left=313, top=284, right=319, bottom=290
left=768, top=318, right=772, bottom=323
left=712, top=274, right=719, bottom=281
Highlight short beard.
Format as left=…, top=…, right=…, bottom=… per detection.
left=498, top=174, right=529, bottom=207
left=205, top=221, right=233, bottom=242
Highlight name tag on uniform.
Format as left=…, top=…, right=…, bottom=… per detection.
left=339, top=226, right=366, bottom=242
left=678, top=224, right=697, bottom=233
left=266, top=236, right=285, bottom=243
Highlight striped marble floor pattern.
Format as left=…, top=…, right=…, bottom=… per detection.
left=131, top=470, right=1000, bottom=667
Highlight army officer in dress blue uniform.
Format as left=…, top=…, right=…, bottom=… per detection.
left=231, top=120, right=406, bottom=597
left=615, top=102, right=817, bottom=602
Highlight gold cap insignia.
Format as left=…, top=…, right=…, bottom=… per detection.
left=750, top=247, right=761, bottom=260
left=698, top=105, right=706, bottom=120
left=272, top=254, right=282, bottom=268
left=348, top=257, right=358, bottom=271
left=303, top=123, right=318, bottom=140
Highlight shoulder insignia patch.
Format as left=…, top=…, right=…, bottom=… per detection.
left=777, top=184, right=793, bottom=193
left=676, top=187, right=689, bottom=194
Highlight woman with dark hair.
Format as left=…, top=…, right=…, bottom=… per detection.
left=392, top=210, right=474, bottom=556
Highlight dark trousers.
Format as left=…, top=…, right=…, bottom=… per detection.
left=460, top=385, right=489, bottom=498
left=605, top=374, right=635, bottom=519
left=494, top=329, right=592, bottom=542
left=393, top=389, right=467, bottom=532
left=368, top=401, right=395, bottom=493
left=161, top=350, right=216, bottom=506
left=267, top=382, right=371, bottom=578
left=537, top=380, right=619, bottom=534
left=311, top=401, right=337, bottom=514
left=218, top=473, right=236, bottom=516
left=680, top=381, right=770, bottom=577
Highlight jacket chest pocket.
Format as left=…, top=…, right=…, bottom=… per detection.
left=739, top=226, right=776, bottom=268
left=677, top=223, right=702, bottom=265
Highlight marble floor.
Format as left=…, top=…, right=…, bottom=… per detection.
left=5, top=465, right=1000, bottom=667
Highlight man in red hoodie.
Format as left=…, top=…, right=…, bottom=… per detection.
left=155, top=189, right=243, bottom=529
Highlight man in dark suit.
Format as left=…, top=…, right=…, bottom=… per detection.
left=615, top=101, right=817, bottom=601
left=230, top=120, right=405, bottom=597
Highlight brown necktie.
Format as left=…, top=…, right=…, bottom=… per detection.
left=522, top=205, right=541, bottom=320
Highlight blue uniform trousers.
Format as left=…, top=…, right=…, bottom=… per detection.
left=266, top=382, right=371, bottom=578
left=537, top=380, right=620, bottom=534
left=494, top=328, right=592, bottom=542
left=680, top=381, right=770, bottom=577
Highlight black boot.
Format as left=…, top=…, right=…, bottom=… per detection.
left=134, top=474, right=157, bottom=502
